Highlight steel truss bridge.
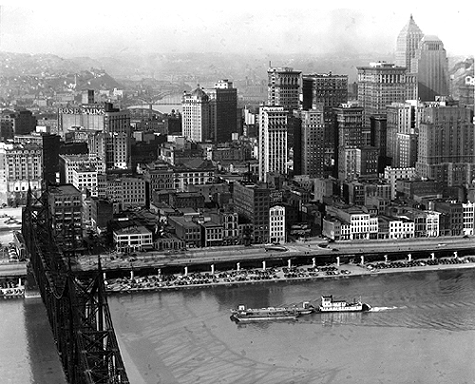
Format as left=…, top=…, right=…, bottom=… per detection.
left=22, top=189, right=129, bottom=384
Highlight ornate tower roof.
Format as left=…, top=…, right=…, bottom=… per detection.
left=395, top=15, right=424, bottom=71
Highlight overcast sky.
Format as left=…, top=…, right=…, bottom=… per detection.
left=1, top=1, right=473, bottom=58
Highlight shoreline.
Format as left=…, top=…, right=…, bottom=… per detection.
left=105, top=255, right=475, bottom=294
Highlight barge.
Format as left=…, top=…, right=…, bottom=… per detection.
left=230, top=301, right=316, bottom=322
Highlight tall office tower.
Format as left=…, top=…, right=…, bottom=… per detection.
left=334, top=103, right=364, bottom=181
left=207, top=79, right=238, bottom=143
left=416, top=101, right=475, bottom=186
left=299, top=107, right=325, bottom=178
left=267, top=67, right=301, bottom=111
left=258, top=106, right=288, bottom=182
left=357, top=62, right=407, bottom=136
left=42, top=133, right=61, bottom=185
left=103, top=103, right=131, bottom=170
left=412, top=35, right=450, bottom=102
left=386, top=101, right=421, bottom=167
left=395, top=15, right=424, bottom=73
left=182, top=87, right=211, bottom=142
left=302, top=73, right=349, bottom=177
left=47, top=184, right=83, bottom=255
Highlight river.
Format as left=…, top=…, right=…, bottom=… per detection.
left=0, top=297, right=67, bottom=384
left=109, top=269, right=475, bottom=384
left=2, top=269, right=475, bottom=383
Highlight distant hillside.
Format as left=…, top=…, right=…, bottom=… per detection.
left=0, top=52, right=86, bottom=76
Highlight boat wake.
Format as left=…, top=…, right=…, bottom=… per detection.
left=369, top=306, right=398, bottom=312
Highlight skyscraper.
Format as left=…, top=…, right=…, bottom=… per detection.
left=207, top=79, right=238, bottom=143
left=267, top=67, right=301, bottom=111
left=357, top=62, right=407, bottom=135
left=258, top=106, right=288, bottom=182
left=302, top=73, right=348, bottom=177
left=182, top=87, right=211, bottom=142
left=299, top=107, right=325, bottom=178
left=334, top=103, right=364, bottom=181
left=412, top=35, right=450, bottom=102
left=103, top=103, right=131, bottom=171
left=395, top=15, right=424, bottom=73
left=386, top=101, right=421, bottom=167
left=416, top=101, right=475, bottom=186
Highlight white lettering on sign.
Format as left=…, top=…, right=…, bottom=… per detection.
left=59, top=107, right=105, bottom=115
left=465, top=76, right=475, bottom=86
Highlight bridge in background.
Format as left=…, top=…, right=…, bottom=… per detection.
left=22, top=188, right=129, bottom=384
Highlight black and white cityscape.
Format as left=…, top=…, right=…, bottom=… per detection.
left=0, top=3, right=474, bottom=384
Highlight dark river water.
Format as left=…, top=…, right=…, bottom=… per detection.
left=2, top=269, right=475, bottom=383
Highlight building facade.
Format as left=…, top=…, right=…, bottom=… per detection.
left=357, top=63, right=408, bottom=135
left=416, top=102, right=475, bottom=186
left=181, top=87, right=211, bottom=142
left=232, top=181, right=272, bottom=244
left=302, top=73, right=348, bottom=176
left=412, top=35, right=450, bottom=102
left=207, top=79, right=238, bottom=143
left=258, top=106, right=288, bottom=182
left=299, top=108, right=325, bottom=178
left=5, top=143, right=42, bottom=206
left=267, top=67, right=301, bottom=111
left=47, top=184, right=83, bottom=254
left=269, top=205, right=286, bottom=244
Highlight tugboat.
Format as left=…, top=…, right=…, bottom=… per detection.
left=318, top=295, right=371, bottom=312
left=230, top=305, right=299, bottom=323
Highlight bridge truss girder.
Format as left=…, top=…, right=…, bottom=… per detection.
left=22, top=188, right=129, bottom=384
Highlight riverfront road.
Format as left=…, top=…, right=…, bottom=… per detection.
left=0, top=261, right=27, bottom=277
left=74, top=236, right=475, bottom=273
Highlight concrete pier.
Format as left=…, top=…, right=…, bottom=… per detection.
left=184, top=266, right=188, bottom=276
left=287, top=259, right=291, bottom=268
left=360, top=255, right=365, bottom=265
left=431, top=252, right=435, bottom=261
left=384, top=255, right=388, bottom=263
left=262, top=260, right=266, bottom=271
left=336, top=256, right=340, bottom=267
left=211, top=264, right=215, bottom=274
left=312, top=257, right=316, bottom=267
left=130, top=270, right=134, bottom=280
left=408, top=253, right=412, bottom=262
left=236, top=262, right=240, bottom=271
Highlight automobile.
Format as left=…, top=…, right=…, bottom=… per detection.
left=332, top=248, right=340, bottom=252
left=463, top=235, right=470, bottom=238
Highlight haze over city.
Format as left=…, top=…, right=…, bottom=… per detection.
left=1, top=1, right=473, bottom=58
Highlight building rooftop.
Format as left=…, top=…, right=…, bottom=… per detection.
left=49, top=184, right=81, bottom=196
left=114, top=225, right=151, bottom=236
